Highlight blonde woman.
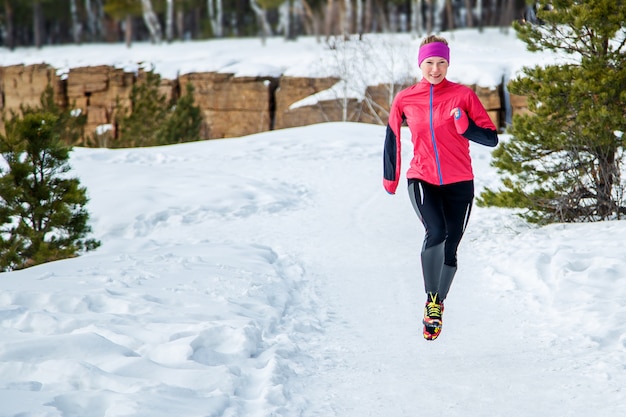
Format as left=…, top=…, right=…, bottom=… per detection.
left=383, top=35, right=499, bottom=340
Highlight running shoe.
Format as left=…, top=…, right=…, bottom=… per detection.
left=423, top=292, right=444, bottom=340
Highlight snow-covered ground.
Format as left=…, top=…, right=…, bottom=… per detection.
left=1, top=122, right=625, bottom=417
left=1, top=30, right=625, bottom=417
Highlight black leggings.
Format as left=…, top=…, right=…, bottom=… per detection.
left=407, top=179, right=474, bottom=267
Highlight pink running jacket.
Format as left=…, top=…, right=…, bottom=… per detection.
left=383, top=78, right=498, bottom=194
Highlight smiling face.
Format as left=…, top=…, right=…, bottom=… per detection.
left=420, top=56, right=449, bottom=85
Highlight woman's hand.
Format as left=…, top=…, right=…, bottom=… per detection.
left=450, top=107, right=469, bottom=134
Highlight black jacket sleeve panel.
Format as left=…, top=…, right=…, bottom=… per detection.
left=383, top=124, right=398, bottom=181
left=462, top=116, right=499, bottom=147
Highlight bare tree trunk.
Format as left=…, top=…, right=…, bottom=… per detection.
left=364, top=0, right=372, bottom=32
left=93, top=0, right=107, bottom=41
left=433, top=0, right=445, bottom=32
left=411, top=0, right=423, bottom=37
left=141, top=0, right=163, bottom=43
left=277, top=0, right=291, bottom=39
left=4, top=0, right=14, bottom=49
left=325, top=0, right=335, bottom=39
left=215, top=0, right=223, bottom=37
left=343, top=0, right=352, bottom=38
left=374, top=0, right=389, bottom=32
left=166, top=0, right=174, bottom=42
left=207, top=0, right=224, bottom=37
left=207, top=0, right=215, bottom=34
left=500, top=0, right=514, bottom=31
left=300, top=0, right=313, bottom=35
left=445, top=0, right=454, bottom=31
left=464, top=0, right=473, bottom=27
left=84, top=0, right=96, bottom=40
left=476, top=0, right=483, bottom=29
left=124, top=15, right=133, bottom=48
left=250, top=0, right=271, bottom=45
left=33, top=0, right=44, bottom=48
left=424, top=0, right=432, bottom=34
left=176, top=6, right=184, bottom=39
left=70, top=0, right=81, bottom=43
left=291, top=0, right=305, bottom=39
left=387, top=2, right=396, bottom=32
left=485, top=0, right=498, bottom=26
left=355, top=0, right=363, bottom=37
left=301, top=0, right=320, bottom=40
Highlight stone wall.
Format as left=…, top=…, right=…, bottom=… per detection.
left=1, top=63, right=528, bottom=145
left=65, top=65, right=135, bottom=136
left=0, top=64, right=63, bottom=113
left=179, top=72, right=277, bottom=139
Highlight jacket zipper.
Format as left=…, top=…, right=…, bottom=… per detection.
left=428, top=84, right=444, bottom=185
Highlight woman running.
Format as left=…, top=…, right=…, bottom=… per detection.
left=383, top=35, right=499, bottom=340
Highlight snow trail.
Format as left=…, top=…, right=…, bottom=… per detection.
left=1, top=123, right=625, bottom=416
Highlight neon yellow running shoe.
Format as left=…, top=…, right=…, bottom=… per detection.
left=423, top=292, right=444, bottom=340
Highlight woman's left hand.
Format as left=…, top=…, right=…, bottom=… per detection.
left=450, top=107, right=469, bottom=134
left=450, top=107, right=462, bottom=119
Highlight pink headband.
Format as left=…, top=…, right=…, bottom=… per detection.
left=418, top=42, right=450, bottom=67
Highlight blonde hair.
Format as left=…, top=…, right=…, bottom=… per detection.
left=420, top=35, right=448, bottom=47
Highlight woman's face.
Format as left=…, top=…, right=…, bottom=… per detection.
left=420, top=56, right=449, bottom=85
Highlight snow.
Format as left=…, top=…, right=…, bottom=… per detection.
left=1, top=30, right=625, bottom=417
left=1, top=28, right=559, bottom=88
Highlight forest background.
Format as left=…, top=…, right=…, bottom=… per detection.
left=0, top=0, right=536, bottom=49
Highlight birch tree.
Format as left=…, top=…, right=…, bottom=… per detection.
left=252, top=0, right=285, bottom=44
left=475, top=0, right=483, bottom=29
left=92, top=0, right=107, bottom=41
left=276, top=0, right=290, bottom=39
left=300, top=0, right=321, bottom=40
left=355, top=0, right=363, bottom=36
left=411, top=0, right=423, bottom=37
left=207, top=0, right=223, bottom=37
left=141, top=0, right=162, bottom=43
left=84, top=0, right=97, bottom=40
left=291, top=0, right=305, bottom=38
left=70, top=0, right=81, bottom=43
left=165, top=0, right=173, bottom=41
left=250, top=0, right=271, bottom=44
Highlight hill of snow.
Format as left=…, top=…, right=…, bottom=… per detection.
left=0, top=122, right=625, bottom=416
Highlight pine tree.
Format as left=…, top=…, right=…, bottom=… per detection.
left=114, top=70, right=202, bottom=148
left=33, top=84, right=87, bottom=146
left=0, top=111, right=100, bottom=271
left=478, top=0, right=626, bottom=224
left=157, top=82, right=202, bottom=145
left=114, top=69, right=168, bottom=148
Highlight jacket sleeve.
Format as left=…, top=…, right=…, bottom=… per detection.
left=383, top=95, right=404, bottom=194
left=458, top=91, right=499, bottom=147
